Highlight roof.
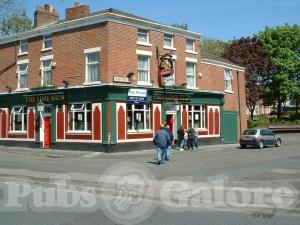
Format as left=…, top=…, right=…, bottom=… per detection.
left=201, top=53, right=245, bottom=71
left=0, top=8, right=201, bottom=45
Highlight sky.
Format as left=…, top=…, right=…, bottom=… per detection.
left=21, top=0, right=300, bottom=41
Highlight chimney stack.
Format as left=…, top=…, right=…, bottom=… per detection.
left=65, top=2, right=90, bottom=21
left=34, top=4, right=59, bottom=28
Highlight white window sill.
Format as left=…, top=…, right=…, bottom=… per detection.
left=8, top=131, right=27, bottom=134
left=136, top=41, right=152, bottom=47
left=186, top=86, right=198, bottom=90
left=18, top=52, right=28, bottom=56
left=83, top=81, right=102, bottom=86
left=137, top=82, right=153, bottom=87
left=41, top=47, right=52, bottom=52
left=128, top=130, right=152, bottom=134
left=163, top=46, right=176, bottom=51
left=185, top=50, right=198, bottom=55
left=15, top=88, right=29, bottom=92
left=66, top=131, right=92, bottom=134
left=224, top=90, right=234, bottom=94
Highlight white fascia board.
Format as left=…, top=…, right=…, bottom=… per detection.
left=0, top=12, right=201, bottom=45
left=201, top=58, right=245, bottom=72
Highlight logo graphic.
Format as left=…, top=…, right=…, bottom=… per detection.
left=100, top=162, right=157, bottom=225
left=159, top=54, right=174, bottom=77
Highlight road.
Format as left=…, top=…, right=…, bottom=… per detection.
left=0, top=133, right=300, bottom=225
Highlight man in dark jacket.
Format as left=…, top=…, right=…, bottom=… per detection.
left=165, top=125, right=174, bottom=161
left=153, top=124, right=170, bottom=165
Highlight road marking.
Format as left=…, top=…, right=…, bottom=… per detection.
left=270, top=169, right=299, bottom=174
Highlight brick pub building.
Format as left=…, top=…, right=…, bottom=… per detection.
left=0, top=3, right=247, bottom=151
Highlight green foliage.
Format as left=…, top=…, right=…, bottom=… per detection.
left=171, top=23, right=188, bottom=30
left=201, top=37, right=230, bottom=56
left=248, top=116, right=300, bottom=129
left=259, top=24, right=300, bottom=119
left=1, top=9, right=32, bottom=37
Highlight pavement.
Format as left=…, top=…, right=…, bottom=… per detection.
left=0, top=133, right=299, bottom=225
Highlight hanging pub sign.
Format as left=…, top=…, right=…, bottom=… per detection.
left=159, top=54, right=174, bottom=77
left=128, top=88, right=148, bottom=105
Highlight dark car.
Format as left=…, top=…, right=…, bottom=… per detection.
left=239, top=128, right=282, bottom=149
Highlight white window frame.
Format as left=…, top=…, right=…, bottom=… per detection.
left=137, top=53, right=151, bottom=86
left=84, top=48, right=101, bottom=84
left=17, top=63, right=28, bottom=89
left=127, top=104, right=151, bottom=132
left=19, top=39, right=28, bottom=55
left=224, top=69, right=234, bottom=92
left=68, top=103, right=92, bottom=132
left=137, top=29, right=151, bottom=46
left=164, top=34, right=176, bottom=50
left=10, top=106, right=27, bottom=132
left=186, top=62, right=196, bottom=88
left=42, top=35, right=52, bottom=50
left=186, top=39, right=198, bottom=54
left=40, top=57, right=53, bottom=86
left=188, top=105, right=206, bottom=129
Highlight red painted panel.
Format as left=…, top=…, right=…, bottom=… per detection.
left=8, top=134, right=27, bottom=138
left=93, top=106, right=101, bottom=140
left=214, top=109, right=220, bottom=135
left=57, top=110, right=64, bottom=139
left=65, top=106, right=68, bottom=132
left=28, top=110, right=35, bottom=139
left=198, top=130, right=208, bottom=135
left=154, top=106, right=161, bottom=132
left=182, top=107, right=188, bottom=129
left=65, top=134, right=93, bottom=140
left=1, top=111, right=7, bottom=138
left=209, top=108, right=214, bottom=135
left=117, top=106, right=126, bottom=140
left=127, top=133, right=153, bottom=139
left=44, top=116, right=51, bottom=148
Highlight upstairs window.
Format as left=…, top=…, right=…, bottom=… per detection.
left=137, top=29, right=149, bottom=44
left=137, top=55, right=150, bottom=84
left=186, top=62, right=196, bottom=87
left=68, top=103, right=91, bottom=132
left=164, top=34, right=174, bottom=48
left=41, top=59, right=52, bottom=86
left=17, top=63, right=28, bottom=89
left=186, top=39, right=195, bottom=52
left=19, top=39, right=28, bottom=54
left=224, top=69, right=233, bottom=91
left=86, top=52, right=99, bottom=82
left=43, top=35, right=52, bottom=49
left=10, top=106, right=27, bottom=132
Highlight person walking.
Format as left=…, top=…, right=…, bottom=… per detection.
left=183, top=129, right=188, bottom=150
left=165, top=125, right=174, bottom=161
left=177, top=126, right=185, bottom=151
left=187, top=127, right=196, bottom=150
left=153, top=124, right=171, bottom=165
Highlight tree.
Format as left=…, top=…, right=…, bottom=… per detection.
left=1, top=9, right=32, bottom=37
left=202, top=37, right=230, bottom=57
left=171, top=23, right=188, bottom=30
left=223, top=36, right=272, bottom=120
left=259, top=24, right=300, bottom=119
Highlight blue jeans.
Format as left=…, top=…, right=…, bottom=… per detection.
left=179, top=139, right=185, bottom=149
left=157, top=146, right=166, bottom=162
left=166, top=145, right=172, bottom=158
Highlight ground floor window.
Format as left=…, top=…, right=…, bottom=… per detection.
left=127, top=104, right=150, bottom=131
left=10, top=106, right=27, bottom=131
left=68, top=103, right=91, bottom=131
left=188, top=105, right=206, bottom=129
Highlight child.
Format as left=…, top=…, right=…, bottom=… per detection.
left=183, top=129, right=188, bottom=150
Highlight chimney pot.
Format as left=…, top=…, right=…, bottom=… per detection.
left=34, top=4, right=59, bottom=28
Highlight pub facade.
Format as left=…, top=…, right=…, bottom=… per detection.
left=0, top=3, right=247, bottom=151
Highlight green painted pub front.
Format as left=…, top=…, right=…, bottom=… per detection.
left=0, top=84, right=238, bottom=151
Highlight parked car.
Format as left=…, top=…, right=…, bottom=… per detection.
left=239, top=128, right=282, bottom=149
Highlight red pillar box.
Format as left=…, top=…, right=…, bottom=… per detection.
left=43, top=115, right=51, bottom=148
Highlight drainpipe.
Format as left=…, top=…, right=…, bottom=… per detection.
left=237, top=71, right=242, bottom=135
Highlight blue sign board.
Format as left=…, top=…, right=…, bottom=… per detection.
left=128, top=88, right=148, bottom=105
